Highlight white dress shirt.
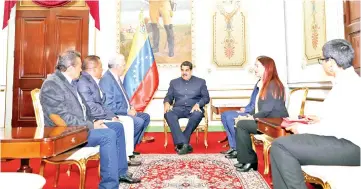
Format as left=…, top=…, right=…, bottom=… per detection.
left=298, top=68, right=361, bottom=147
left=62, top=72, right=87, bottom=121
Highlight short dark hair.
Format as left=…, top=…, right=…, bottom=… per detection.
left=56, top=50, right=81, bottom=72
left=180, top=61, right=193, bottom=70
left=82, top=55, right=101, bottom=70
left=322, top=39, right=354, bottom=69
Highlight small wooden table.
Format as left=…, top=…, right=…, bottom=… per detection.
left=211, top=105, right=242, bottom=115
left=0, top=126, right=88, bottom=173
left=256, top=118, right=291, bottom=138
left=211, top=105, right=242, bottom=145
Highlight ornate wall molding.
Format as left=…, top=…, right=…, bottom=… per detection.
left=213, top=0, right=247, bottom=67
left=303, top=0, right=326, bottom=65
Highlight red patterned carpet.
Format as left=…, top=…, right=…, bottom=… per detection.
left=1, top=132, right=315, bottom=189
left=121, top=154, right=270, bottom=189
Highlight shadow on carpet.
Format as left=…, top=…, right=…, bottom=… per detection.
left=121, top=154, right=270, bottom=189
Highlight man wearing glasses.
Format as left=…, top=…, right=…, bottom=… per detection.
left=270, top=39, right=361, bottom=189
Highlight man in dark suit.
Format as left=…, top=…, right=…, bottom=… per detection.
left=77, top=55, right=141, bottom=166
left=164, top=61, right=210, bottom=155
left=40, top=50, right=141, bottom=188
left=99, top=54, right=150, bottom=148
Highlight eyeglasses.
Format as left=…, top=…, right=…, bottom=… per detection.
left=317, top=57, right=331, bottom=64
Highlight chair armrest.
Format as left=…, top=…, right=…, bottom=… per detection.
left=49, top=114, right=67, bottom=126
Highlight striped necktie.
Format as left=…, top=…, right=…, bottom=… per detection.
left=117, top=78, right=131, bottom=109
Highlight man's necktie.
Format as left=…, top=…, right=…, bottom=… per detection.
left=117, top=78, right=131, bottom=110
left=118, top=78, right=130, bottom=101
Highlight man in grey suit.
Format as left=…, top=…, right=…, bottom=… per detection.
left=40, top=50, right=141, bottom=188
left=164, top=61, right=210, bottom=155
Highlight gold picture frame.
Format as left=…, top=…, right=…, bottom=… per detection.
left=116, top=0, right=195, bottom=67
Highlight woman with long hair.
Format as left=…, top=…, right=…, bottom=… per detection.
left=233, top=56, right=289, bottom=172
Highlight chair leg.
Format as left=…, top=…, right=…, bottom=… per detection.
left=263, top=142, right=272, bottom=175
left=204, top=126, right=208, bottom=149
left=75, top=160, right=87, bottom=189
left=250, top=134, right=256, bottom=151
left=98, top=161, right=101, bottom=179
left=164, top=124, right=168, bottom=148
left=196, top=129, right=199, bottom=144
left=53, top=164, right=60, bottom=188
left=39, top=160, right=45, bottom=176
left=66, top=165, right=72, bottom=176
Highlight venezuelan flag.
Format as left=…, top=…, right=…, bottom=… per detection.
left=123, top=11, right=159, bottom=112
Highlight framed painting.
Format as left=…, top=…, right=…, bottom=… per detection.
left=116, top=0, right=193, bottom=66
left=303, top=0, right=326, bottom=65
left=213, top=0, right=247, bottom=67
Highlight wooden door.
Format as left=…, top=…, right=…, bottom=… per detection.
left=12, top=7, right=89, bottom=127
left=13, top=10, right=51, bottom=127
left=344, top=1, right=360, bottom=75
left=47, top=8, right=89, bottom=71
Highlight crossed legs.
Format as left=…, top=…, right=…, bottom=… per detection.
left=270, top=134, right=360, bottom=189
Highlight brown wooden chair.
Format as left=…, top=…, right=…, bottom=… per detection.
left=164, top=105, right=209, bottom=148
left=31, top=88, right=100, bottom=189
left=252, top=87, right=309, bottom=175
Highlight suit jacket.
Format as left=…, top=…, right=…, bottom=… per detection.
left=252, top=80, right=289, bottom=118
left=99, top=70, right=129, bottom=116
left=40, top=70, right=94, bottom=129
left=244, top=80, right=260, bottom=113
left=77, top=71, right=116, bottom=120
left=164, top=76, right=210, bottom=109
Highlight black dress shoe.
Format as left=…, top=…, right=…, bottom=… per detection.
left=126, top=172, right=133, bottom=178
left=133, top=151, right=140, bottom=155
left=187, top=144, right=193, bottom=152
left=220, top=149, right=235, bottom=154
left=128, top=160, right=142, bottom=166
left=234, top=163, right=244, bottom=168
left=177, top=144, right=192, bottom=155
left=119, top=175, right=141, bottom=184
left=225, top=150, right=237, bottom=159
left=236, top=163, right=258, bottom=172
left=174, top=144, right=183, bottom=152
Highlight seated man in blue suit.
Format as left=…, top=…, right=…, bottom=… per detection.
left=99, top=54, right=150, bottom=150
left=164, top=61, right=210, bottom=155
left=77, top=55, right=141, bottom=166
left=220, top=80, right=259, bottom=158
left=40, top=50, right=141, bottom=188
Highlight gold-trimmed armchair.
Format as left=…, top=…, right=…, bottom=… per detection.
left=252, top=87, right=309, bottom=175
left=31, top=88, right=100, bottom=189
left=303, top=171, right=331, bottom=189
left=163, top=105, right=209, bottom=148
left=301, top=165, right=361, bottom=189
